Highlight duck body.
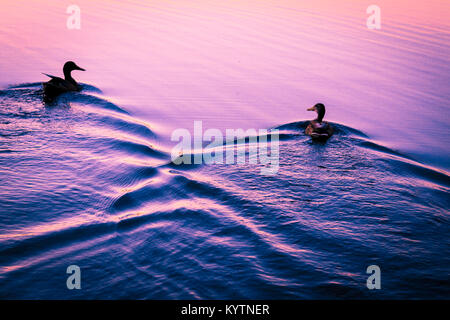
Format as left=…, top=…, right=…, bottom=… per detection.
left=305, top=103, right=334, bottom=141
left=305, top=120, right=334, bottom=141
left=42, top=61, right=85, bottom=103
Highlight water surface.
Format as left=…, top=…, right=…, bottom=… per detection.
left=0, top=0, right=449, bottom=299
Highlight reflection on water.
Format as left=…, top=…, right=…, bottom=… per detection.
left=0, top=0, right=449, bottom=299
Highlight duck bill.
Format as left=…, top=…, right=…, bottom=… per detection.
left=75, top=66, right=85, bottom=71
left=307, top=106, right=316, bottom=111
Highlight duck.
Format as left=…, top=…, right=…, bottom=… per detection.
left=42, top=61, right=85, bottom=103
left=305, top=103, right=334, bottom=141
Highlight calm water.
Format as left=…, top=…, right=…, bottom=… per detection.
left=0, top=0, right=449, bottom=299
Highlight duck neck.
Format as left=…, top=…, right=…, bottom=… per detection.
left=316, top=110, right=325, bottom=123
left=64, top=70, right=77, bottom=86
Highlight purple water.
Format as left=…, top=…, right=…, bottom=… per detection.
left=0, top=0, right=449, bottom=299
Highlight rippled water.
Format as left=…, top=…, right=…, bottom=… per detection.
left=0, top=0, right=449, bottom=299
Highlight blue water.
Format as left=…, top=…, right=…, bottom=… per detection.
left=0, top=83, right=448, bottom=299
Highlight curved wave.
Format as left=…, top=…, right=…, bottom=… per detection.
left=1, top=88, right=449, bottom=299
left=275, top=120, right=369, bottom=138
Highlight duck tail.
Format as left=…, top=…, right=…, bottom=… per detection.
left=42, top=73, right=57, bottom=79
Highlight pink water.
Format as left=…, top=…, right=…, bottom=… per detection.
left=0, top=0, right=449, bottom=169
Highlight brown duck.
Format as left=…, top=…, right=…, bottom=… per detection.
left=305, top=103, right=334, bottom=141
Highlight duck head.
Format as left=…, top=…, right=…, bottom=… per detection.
left=63, top=61, right=85, bottom=84
left=307, top=103, right=326, bottom=122
left=63, top=61, right=85, bottom=72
